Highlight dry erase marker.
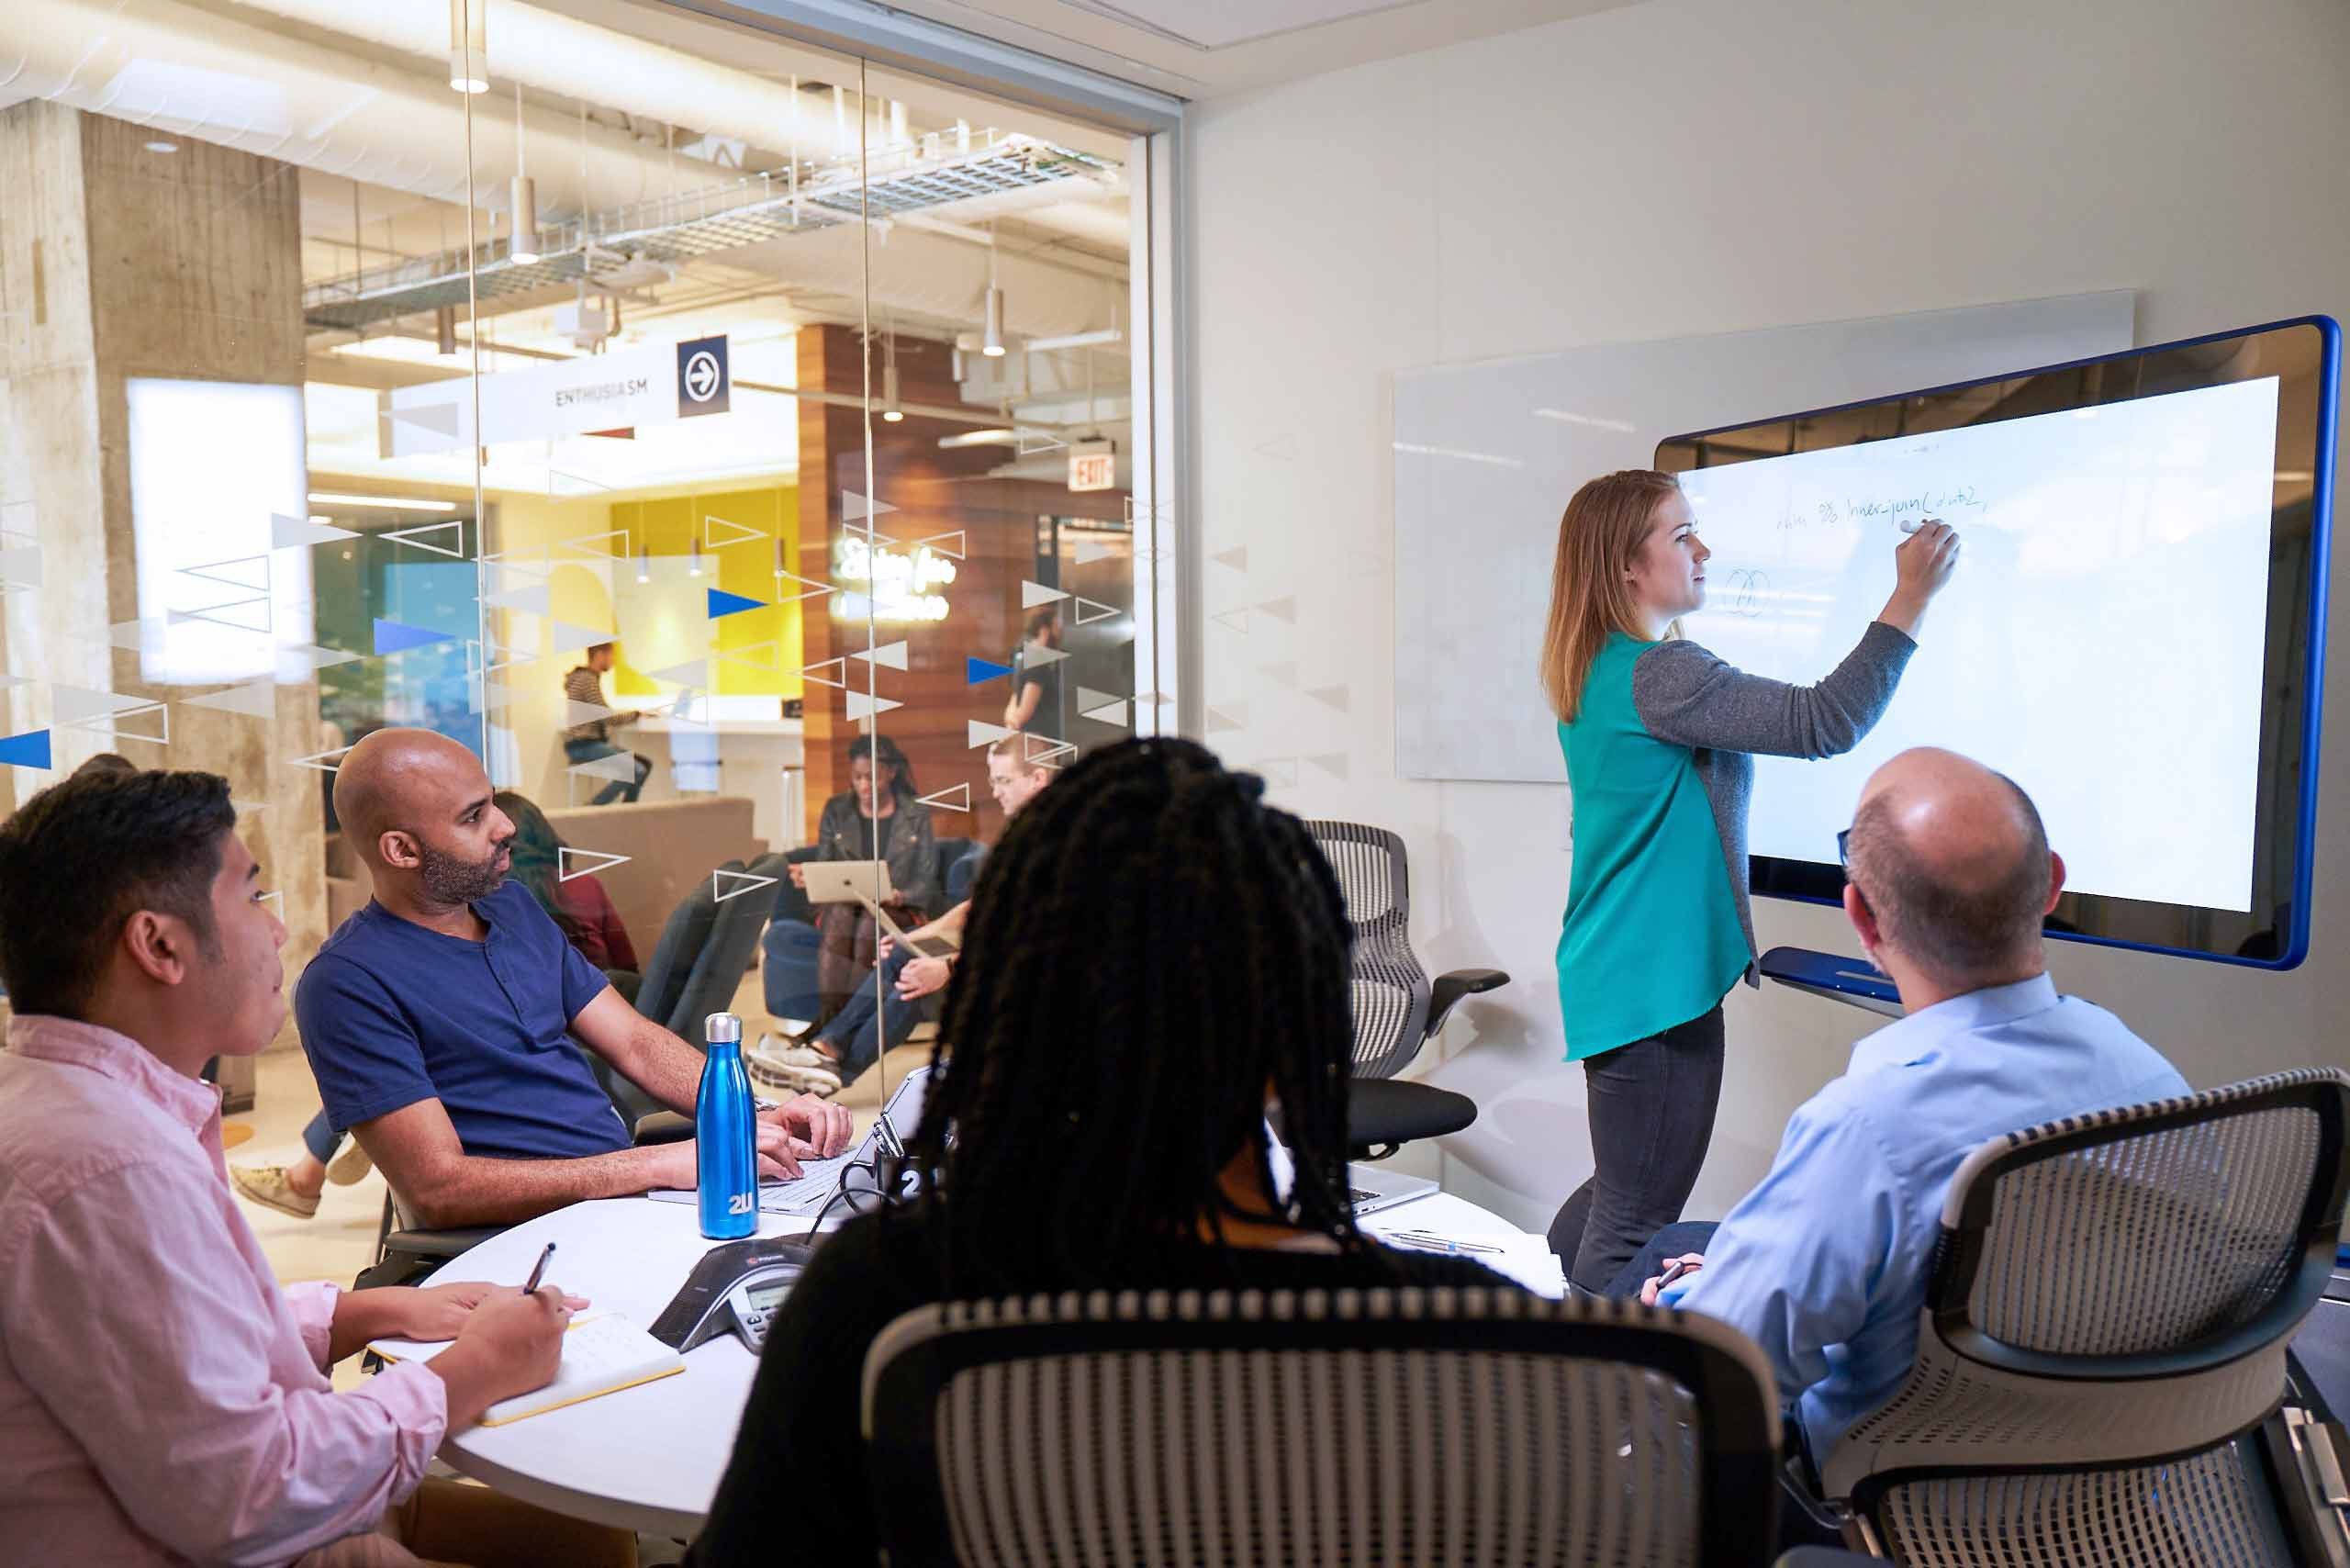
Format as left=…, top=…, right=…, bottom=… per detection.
left=521, top=1241, right=555, bottom=1295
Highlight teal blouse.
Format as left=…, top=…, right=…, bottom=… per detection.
left=1554, top=633, right=1751, bottom=1060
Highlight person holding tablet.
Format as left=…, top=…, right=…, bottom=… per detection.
left=787, top=734, right=939, bottom=1023
left=1539, top=468, right=1958, bottom=1295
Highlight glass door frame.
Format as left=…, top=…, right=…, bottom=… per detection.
left=628, top=0, right=1195, bottom=738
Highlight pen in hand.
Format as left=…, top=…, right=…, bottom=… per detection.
left=521, top=1242, right=555, bottom=1296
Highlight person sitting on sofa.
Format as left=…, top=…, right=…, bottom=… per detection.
left=294, top=728, right=851, bottom=1229
left=787, top=733, right=939, bottom=1023
left=752, top=737, right=1052, bottom=1095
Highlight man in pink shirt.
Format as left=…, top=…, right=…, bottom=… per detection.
left=0, top=767, right=606, bottom=1567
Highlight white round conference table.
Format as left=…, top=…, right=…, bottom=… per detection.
left=414, top=1187, right=1564, bottom=1537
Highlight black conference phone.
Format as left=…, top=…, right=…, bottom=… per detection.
left=649, top=1237, right=818, bottom=1355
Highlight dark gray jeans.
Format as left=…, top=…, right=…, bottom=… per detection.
left=1548, top=1005, right=1726, bottom=1295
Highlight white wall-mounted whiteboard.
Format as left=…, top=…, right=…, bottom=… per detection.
left=1393, top=293, right=2136, bottom=782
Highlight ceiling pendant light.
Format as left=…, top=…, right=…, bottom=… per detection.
left=981, top=224, right=1007, bottom=357
left=881, top=324, right=903, bottom=422
left=448, top=0, right=487, bottom=94
left=688, top=534, right=704, bottom=577
left=509, top=84, right=540, bottom=263
left=981, top=288, right=1006, bottom=359
left=635, top=543, right=651, bottom=584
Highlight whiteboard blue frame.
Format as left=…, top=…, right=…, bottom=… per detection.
left=1661, top=315, right=2339, bottom=973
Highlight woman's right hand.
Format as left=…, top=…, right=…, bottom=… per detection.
left=1882, top=519, right=1961, bottom=634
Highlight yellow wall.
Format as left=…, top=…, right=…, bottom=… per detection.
left=610, top=484, right=803, bottom=698
left=481, top=482, right=801, bottom=801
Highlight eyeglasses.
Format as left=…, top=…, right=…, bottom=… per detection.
left=1836, top=828, right=1852, bottom=868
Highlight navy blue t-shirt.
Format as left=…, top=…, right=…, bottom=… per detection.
left=297, top=879, right=628, bottom=1159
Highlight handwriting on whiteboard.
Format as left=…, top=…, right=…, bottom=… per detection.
left=1774, top=483, right=1986, bottom=532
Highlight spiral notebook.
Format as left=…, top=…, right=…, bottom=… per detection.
left=369, top=1312, right=685, bottom=1426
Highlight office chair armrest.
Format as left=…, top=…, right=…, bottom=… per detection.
left=380, top=1225, right=503, bottom=1261
left=1426, top=968, right=1510, bottom=1037
left=632, top=1111, right=694, bottom=1145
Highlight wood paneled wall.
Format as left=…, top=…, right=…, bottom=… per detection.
left=795, top=324, right=1125, bottom=853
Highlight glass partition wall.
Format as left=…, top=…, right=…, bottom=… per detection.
left=0, top=0, right=1160, bottom=1102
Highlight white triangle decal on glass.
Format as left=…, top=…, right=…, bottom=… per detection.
left=179, top=678, right=278, bottom=720
left=915, top=782, right=971, bottom=813
left=559, top=846, right=632, bottom=882
left=712, top=867, right=780, bottom=902
left=568, top=749, right=640, bottom=783
left=701, top=514, right=767, bottom=549
left=382, top=520, right=467, bottom=560
left=551, top=622, right=610, bottom=655
left=1021, top=580, right=1070, bottom=610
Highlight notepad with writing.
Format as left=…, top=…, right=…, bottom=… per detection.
left=369, top=1312, right=686, bottom=1426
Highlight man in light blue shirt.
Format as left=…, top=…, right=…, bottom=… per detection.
left=1635, top=747, right=2188, bottom=1463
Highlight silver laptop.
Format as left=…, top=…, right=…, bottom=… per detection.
left=1345, top=1161, right=1437, bottom=1217
left=800, top=861, right=956, bottom=958
left=1261, top=1119, right=1436, bottom=1215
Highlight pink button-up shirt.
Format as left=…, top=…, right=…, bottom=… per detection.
left=0, top=1016, right=447, bottom=1567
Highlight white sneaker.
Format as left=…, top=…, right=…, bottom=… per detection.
left=747, top=1032, right=844, bottom=1097
left=325, top=1140, right=373, bottom=1186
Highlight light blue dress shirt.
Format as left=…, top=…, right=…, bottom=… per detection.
left=1667, top=973, right=2188, bottom=1459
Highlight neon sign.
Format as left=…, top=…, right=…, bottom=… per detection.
left=831, top=536, right=956, bottom=623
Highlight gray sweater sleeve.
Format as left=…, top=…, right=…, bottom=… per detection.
left=1630, top=621, right=1918, bottom=759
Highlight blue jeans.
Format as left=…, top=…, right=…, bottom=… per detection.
left=564, top=738, right=652, bottom=804
left=814, top=946, right=935, bottom=1078
left=1604, top=1219, right=1720, bottom=1298
left=301, top=1109, right=340, bottom=1165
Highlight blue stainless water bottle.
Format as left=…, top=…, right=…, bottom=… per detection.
left=696, top=1012, right=757, bottom=1239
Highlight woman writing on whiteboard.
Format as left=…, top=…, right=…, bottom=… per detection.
left=1539, top=468, right=1958, bottom=1295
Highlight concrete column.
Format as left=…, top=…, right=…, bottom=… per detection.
left=0, top=102, right=328, bottom=1065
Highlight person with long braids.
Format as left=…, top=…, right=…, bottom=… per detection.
left=686, top=738, right=1516, bottom=1565
left=1540, top=469, right=1958, bottom=1296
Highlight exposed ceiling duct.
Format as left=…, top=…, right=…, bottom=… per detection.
left=4, top=0, right=1130, bottom=380
left=0, top=0, right=717, bottom=218
left=300, top=154, right=1125, bottom=341
left=218, top=0, right=868, bottom=165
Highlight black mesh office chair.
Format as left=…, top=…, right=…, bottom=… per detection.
left=1305, top=821, right=1506, bottom=1159
left=864, top=1286, right=1785, bottom=1568
left=1813, top=1068, right=2350, bottom=1565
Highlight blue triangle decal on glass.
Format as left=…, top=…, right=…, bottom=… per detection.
left=373, top=618, right=454, bottom=655
left=707, top=588, right=766, bottom=620
left=0, top=730, right=51, bottom=770
left=966, top=656, right=1014, bottom=686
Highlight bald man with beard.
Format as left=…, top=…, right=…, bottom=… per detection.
left=296, top=730, right=849, bottom=1230
left=1618, top=747, right=2188, bottom=1469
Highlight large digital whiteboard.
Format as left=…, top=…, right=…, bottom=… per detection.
left=1680, top=376, right=2278, bottom=913
left=1661, top=318, right=2337, bottom=968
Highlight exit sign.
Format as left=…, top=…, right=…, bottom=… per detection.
left=1069, top=441, right=1116, bottom=492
